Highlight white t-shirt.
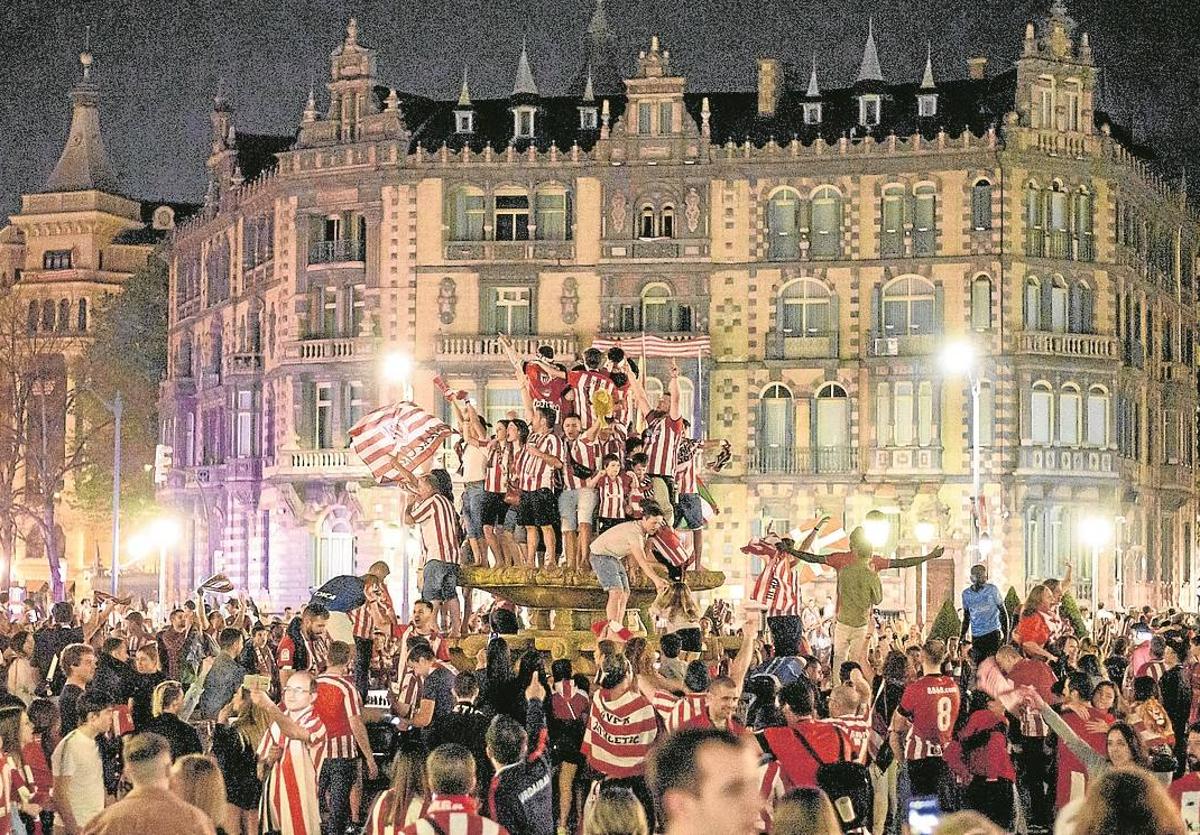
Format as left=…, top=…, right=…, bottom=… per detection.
left=462, top=444, right=488, bottom=483
left=52, top=729, right=105, bottom=829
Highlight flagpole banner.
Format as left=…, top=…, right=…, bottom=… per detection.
left=590, top=334, right=712, bottom=359
left=349, top=401, right=452, bottom=484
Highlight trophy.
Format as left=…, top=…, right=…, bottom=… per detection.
left=592, top=388, right=614, bottom=430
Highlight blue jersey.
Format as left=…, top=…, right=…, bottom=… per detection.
left=961, top=583, right=1004, bottom=637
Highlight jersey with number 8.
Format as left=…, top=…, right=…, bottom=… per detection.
left=898, top=674, right=961, bottom=760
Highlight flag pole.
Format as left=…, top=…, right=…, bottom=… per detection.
left=695, top=342, right=702, bottom=439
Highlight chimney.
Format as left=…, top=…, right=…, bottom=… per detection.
left=968, top=57, right=988, bottom=80
left=756, top=58, right=782, bottom=117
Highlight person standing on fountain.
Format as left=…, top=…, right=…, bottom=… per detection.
left=627, top=360, right=685, bottom=522
left=782, top=511, right=944, bottom=682
left=402, top=470, right=464, bottom=637
left=589, top=504, right=670, bottom=643
left=517, top=389, right=564, bottom=569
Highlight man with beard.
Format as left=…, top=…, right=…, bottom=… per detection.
left=240, top=624, right=280, bottom=699
left=157, top=608, right=200, bottom=683
left=277, top=604, right=331, bottom=690
left=1169, top=722, right=1200, bottom=828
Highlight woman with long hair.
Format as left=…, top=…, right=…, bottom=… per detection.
left=772, top=787, right=842, bottom=835
left=171, top=755, right=230, bottom=835
left=651, top=582, right=703, bottom=660
left=211, top=687, right=268, bottom=835
left=0, top=705, right=42, bottom=832
left=362, top=748, right=427, bottom=834
left=583, top=781, right=649, bottom=835
left=1015, top=585, right=1058, bottom=663
left=5, top=630, right=37, bottom=706
left=1033, top=688, right=1150, bottom=779
left=550, top=659, right=589, bottom=835
left=1070, top=766, right=1186, bottom=835
left=143, top=680, right=202, bottom=761
left=480, top=636, right=515, bottom=717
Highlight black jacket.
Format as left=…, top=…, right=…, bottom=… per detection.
left=488, top=697, right=554, bottom=835
left=429, top=701, right=492, bottom=791
left=33, top=624, right=83, bottom=690
left=93, top=654, right=137, bottom=703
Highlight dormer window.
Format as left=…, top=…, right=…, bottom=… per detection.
left=43, top=250, right=72, bottom=271
left=859, top=95, right=881, bottom=127
left=803, top=102, right=823, bottom=125
left=579, top=106, right=598, bottom=130
left=513, top=107, right=535, bottom=139
left=455, top=110, right=474, bottom=134
left=918, top=94, right=938, bottom=118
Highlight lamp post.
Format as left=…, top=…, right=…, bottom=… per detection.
left=940, top=341, right=983, bottom=560
left=91, top=391, right=123, bottom=595
left=915, top=521, right=937, bottom=625
left=1080, top=516, right=1113, bottom=614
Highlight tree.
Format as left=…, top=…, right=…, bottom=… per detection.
left=74, top=253, right=169, bottom=532
left=928, top=596, right=962, bottom=643
left=1060, top=592, right=1088, bottom=639
left=0, top=292, right=89, bottom=600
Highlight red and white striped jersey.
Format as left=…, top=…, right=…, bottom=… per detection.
left=314, top=673, right=364, bottom=760
left=410, top=493, right=460, bottom=565
left=257, top=706, right=328, bottom=835
left=582, top=687, right=658, bottom=778
left=674, top=438, right=703, bottom=495
left=827, top=715, right=872, bottom=764
left=400, top=795, right=510, bottom=835
left=652, top=691, right=706, bottom=731
left=628, top=473, right=651, bottom=518
left=391, top=670, right=423, bottom=732
left=350, top=600, right=387, bottom=640
left=568, top=369, right=617, bottom=430
left=484, top=442, right=510, bottom=493
left=518, top=432, right=562, bottom=491
left=650, top=527, right=691, bottom=568
left=395, top=624, right=451, bottom=662
left=596, top=423, right=629, bottom=464
left=750, top=551, right=801, bottom=617
left=362, top=789, right=422, bottom=835
left=596, top=472, right=633, bottom=519
left=643, top=412, right=684, bottom=478
left=561, top=438, right=601, bottom=490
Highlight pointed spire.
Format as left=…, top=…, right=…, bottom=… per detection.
left=457, top=66, right=472, bottom=107
left=512, top=37, right=539, bottom=97
left=303, top=85, right=317, bottom=122
left=582, top=64, right=595, bottom=101
left=587, top=0, right=610, bottom=37
left=345, top=17, right=359, bottom=47
left=806, top=53, right=821, bottom=98
left=44, top=45, right=119, bottom=194
left=920, top=42, right=936, bottom=89
left=856, top=17, right=883, bottom=83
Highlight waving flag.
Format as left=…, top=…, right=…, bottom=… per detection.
left=198, top=573, right=235, bottom=595
left=349, top=401, right=451, bottom=484
left=590, top=334, right=712, bottom=359
left=650, top=526, right=690, bottom=569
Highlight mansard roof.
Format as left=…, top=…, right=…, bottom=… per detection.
left=233, top=131, right=296, bottom=180
left=410, top=94, right=625, bottom=153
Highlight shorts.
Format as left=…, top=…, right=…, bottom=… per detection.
left=674, top=493, right=705, bottom=530
left=590, top=553, right=630, bottom=592
left=421, top=559, right=459, bottom=601
left=577, top=487, right=598, bottom=528
left=463, top=482, right=486, bottom=538
left=518, top=488, right=558, bottom=528
left=558, top=489, right=581, bottom=532
left=481, top=491, right=509, bottom=528
left=672, top=627, right=703, bottom=653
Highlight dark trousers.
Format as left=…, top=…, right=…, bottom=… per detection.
left=354, top=636, right=373, bottom=700
left=965, top=777, right=1015, bottom=831
left=319, top=756, right=359, bottom=835
left=908, top=758, right=956, bottom=813
left=970, top=630, right=1003, bottom=665
left=1013, top=734, right=1053, bottom=828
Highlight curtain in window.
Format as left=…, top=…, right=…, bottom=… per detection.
left=876, top=382, right=891, bottom=447
left=971, top=277, right=992, bottom=330
left=535, top=192, right=568, bottom=241
left=1059, top=388, right=1080, bottom=445
left=972, top=183, right=993, bottom=231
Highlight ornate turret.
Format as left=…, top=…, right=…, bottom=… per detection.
left=1014, top=0, right=1096, bottom=133
left=803, top=54, right=823, bottom=124
left=854, top=19, right=886, bottom=128
left=327, top=17, right=380, bottom=142
left=917, top=42, right=938, bottom=118
left=855, top=17, right=885, bottom=87
left=44, top=49, right=120, bottom=194
left=454, top=67, right=475, bottom=134
left=578, top=65, right=600, bottom=131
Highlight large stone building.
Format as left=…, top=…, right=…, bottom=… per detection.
left=0, top=50, right=195, bottom=592
left=158, top=2, right=1199, bottom=616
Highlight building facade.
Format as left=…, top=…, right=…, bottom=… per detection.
left=158, top=3, right=1199, bottom=615
left=0, top=51, right=193, bottom=592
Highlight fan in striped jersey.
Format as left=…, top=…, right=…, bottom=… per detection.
left=349, top=401, right=451, bottom=484
left=581, top=686, right=658, bottom=778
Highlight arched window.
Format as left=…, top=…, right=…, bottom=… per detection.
left=494, top=187, right=530, bottom=241
left=26, top=301, right=37, bottom=334
left=641, top=283, right=673, bottom=332
left=56, top=300, right=70, bottom=332
left=880, top=185, right=905, bottom=257
left=1062, top=79, right=1082, bottom=132
left=534, top=185, right=570, bottom=241
left=1059, top=384, right=1081, bottom=445
left=758, top=384, right=793, bottom=472
left=779, top=278, right=831, bottom=337
left=1069, top=280, right=1094, bottom=334
left=444, top=186, right=485, bottom=241
left=1076, top=187, right=1095, bottom=261
left=912, top=184, right=937, bottom=256
left=814, top=382, right=850, bottom=472
left=313, top=511, right=355, bottom=586
left=767, top=188, right=803, bottom=260
left=882, top=275, right=937, bottom=337
left=639, top=206, right=656, bottom=239
left=810, top=186, right=842, bottom=259
left=40, top=300, right=55, bottom=332
left=76, top=298, right=87, bottom=332
left=1024, top=276, right=1042, bottom=330
left=971, top=274, right=993, bottom=331
left=661, top=206, right=675, bottom=239
left=1048, top=182, right=1070, bottom=258
left=1086, top=385, right=1110, bottom=447
left=1031, top=382, right=1054, bottom=445
left=972, top=179, right=993, bottom=231
left=1026, top=183, right=1044, bottom=256
left=1050, top=275, right=1069, bottom=333
left=179, top=336, right=193, bottom=378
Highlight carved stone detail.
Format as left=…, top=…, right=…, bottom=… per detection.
left=437, top=276, right=457, bottom=325
left=684, top=187, right=702, bottom=233
left=561, top=277, right=580, bottom=325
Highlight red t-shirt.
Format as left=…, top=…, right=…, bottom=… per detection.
left=1169, top=771, right=1200, bottom=829
left=763, top=721, right=849, bottom=790
left=1015, top=613, right=1051, bottom=649
left=1055, top=706, right=1112, bottom=809
left=897, top=675, right=961, bottom=759
left=958, top=712, right=1015, bottom=782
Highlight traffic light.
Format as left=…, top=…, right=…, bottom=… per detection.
left=153, top=444, right=173, bottom=485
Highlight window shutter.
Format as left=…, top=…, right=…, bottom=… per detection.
left=1068, top=284, right=1083, bottom=333
left=933, top=284, right=944, bottom=335
left=876, top=382, right=891, bottom=447
left=871, top=285, right=882, bottom=335
left=298, top=381, right=315, bottom=450
left=829, top=293, right=840, bottom=355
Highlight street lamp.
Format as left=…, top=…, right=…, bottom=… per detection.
left=1080, top=515, right=1113, bottom=614
left=143, top=517, right=180, bottom=608
left=863, top=510, right=891, bottom=550
left=915, top=521, right=937, bottom=624
left=381, top=351, right=413, bottom=400
left=940, top=339, right=984, bottom=560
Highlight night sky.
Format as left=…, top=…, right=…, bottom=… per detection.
left=1, top=0, right=1197, bottom=217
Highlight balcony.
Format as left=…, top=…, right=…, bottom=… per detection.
left=1016, top=445, right=1117, bottom=477
left=444, top=240, right=575, bottom=261
left=748, top=446, right=856, bottom=475
left=765, top=332, right=837, bottom=361
left=436, top=333, right=579, bottom=363
left=281, top=337, right=376, bottom=364
left=1024, top=230, right=1094, bottom=262
left=870, top=446, right=942, bottom=472
left=605, top=297, right=709, bottom=335
left=603, top=240, right=710, bottom=259
left=1018, top=332, right=1119, bottom=360
left=1160, top=461, right=1194, bottom=493
left=868, top=334, right=937, bottom=357
left=271, top=448, right=370, bottom=480
left=308, top=239, right=365, bottom=265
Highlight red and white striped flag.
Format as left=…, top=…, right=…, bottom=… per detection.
left=650, top=527, right=690, bottom=568
left=590, top=334, right=712, bottom=359
left=349, top=401, right=451, bottom=484
left=198, top=573, right=235, bottom=595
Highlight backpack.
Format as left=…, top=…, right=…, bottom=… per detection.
left=794, top=729, right=874, bottom=834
